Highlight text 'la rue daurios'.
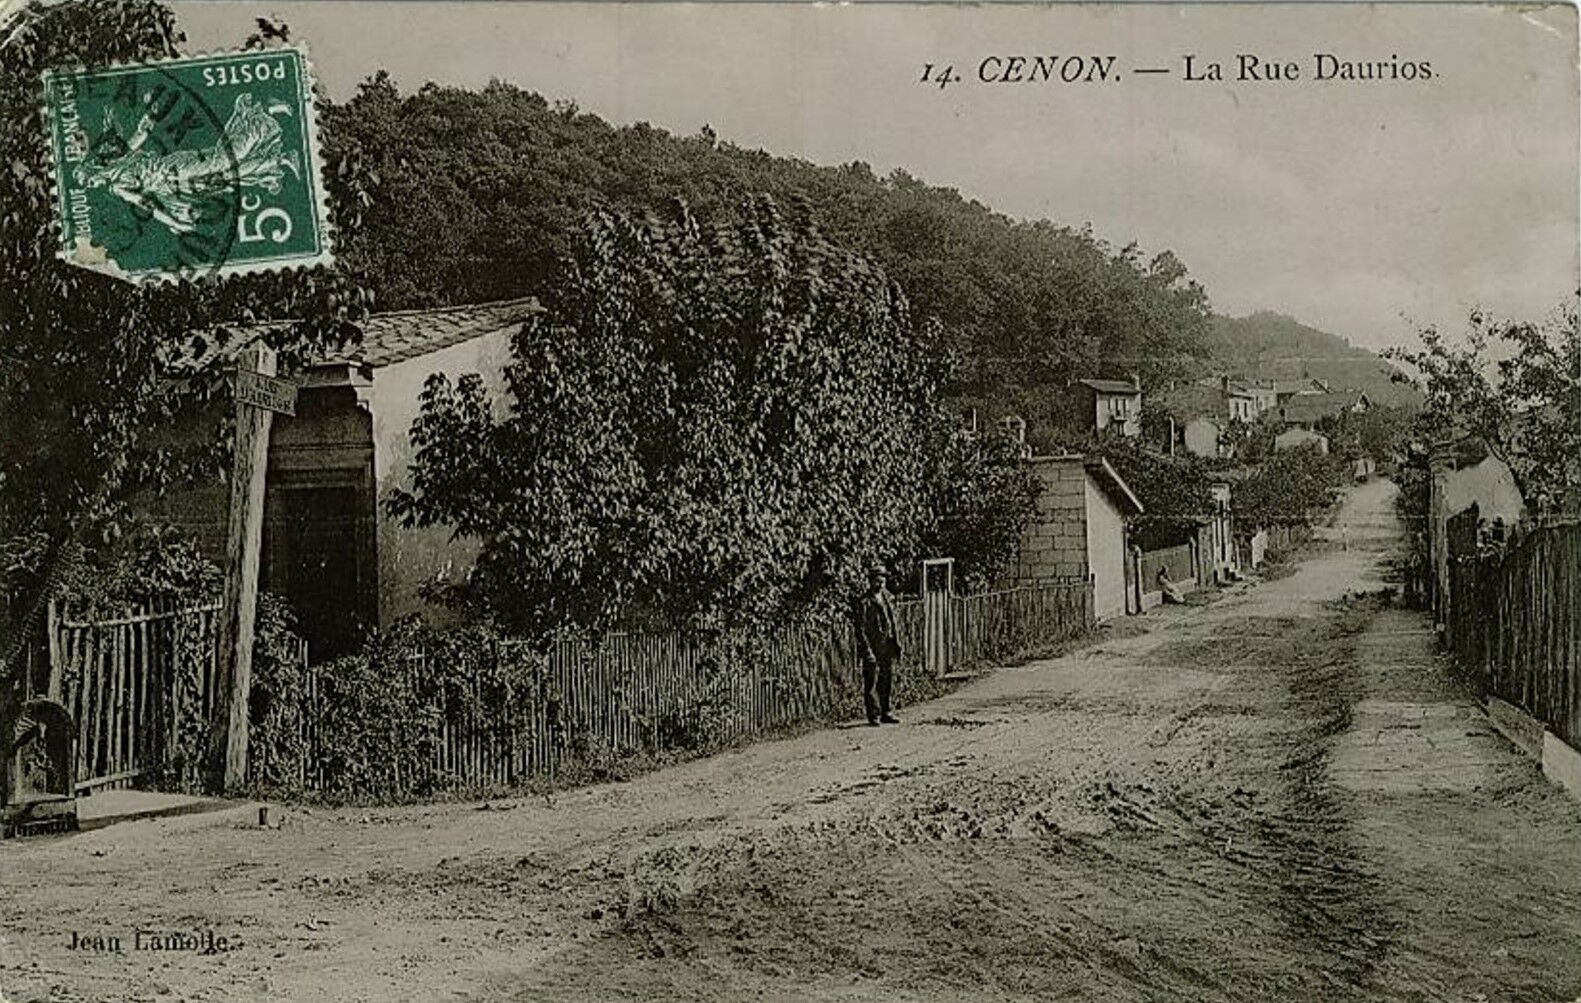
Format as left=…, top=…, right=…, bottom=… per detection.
left=918, top=53, right=1433, bottom=89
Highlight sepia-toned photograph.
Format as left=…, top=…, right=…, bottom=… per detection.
left=1, top=1, right=1578, bottom=999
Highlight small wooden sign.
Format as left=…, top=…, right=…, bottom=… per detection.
left=235, top=370, right=298, bottom=416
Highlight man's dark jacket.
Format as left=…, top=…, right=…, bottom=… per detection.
left=856, top=590, right=901, bottom=665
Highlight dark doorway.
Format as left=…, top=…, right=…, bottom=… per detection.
left=263, top=480, right=376, bottom=660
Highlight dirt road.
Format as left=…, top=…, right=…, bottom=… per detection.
left=4, top=479, right=1580, bottom=1002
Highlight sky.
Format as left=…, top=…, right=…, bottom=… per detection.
left=172, top=2, right=1579, bottom=354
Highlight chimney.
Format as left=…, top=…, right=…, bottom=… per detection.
left=1131, top=372, right=1142, bottom=391
left=1220, top=374, right=1231, bottom=394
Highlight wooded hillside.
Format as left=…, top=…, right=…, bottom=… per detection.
left=324, top=76, right=1415, bottom=431
left=327, top=78, right=1211, bottom=400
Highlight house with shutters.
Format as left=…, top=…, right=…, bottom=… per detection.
left=1065, top=377, right=1143, bottom=438
left=1238, top=379, right=1279, bottom=417
left=145, top=298, right=540, bottom=659
left=1190, top=375, right=1262, bottom=423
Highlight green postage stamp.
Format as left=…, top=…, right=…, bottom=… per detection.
left=42, top=47, right=332, bottom=281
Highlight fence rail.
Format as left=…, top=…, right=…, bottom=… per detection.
left=48, top=579, right=1093, bottom=796
left=1446, top=513, right=1581, bottom=747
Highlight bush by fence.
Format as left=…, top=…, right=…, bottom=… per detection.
left=47, top=580, right=1092, bottom=800
left=1446, top=514, right=1580, bottom=748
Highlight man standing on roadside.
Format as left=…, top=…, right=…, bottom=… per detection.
left=855, top=565, right=901, bottom=726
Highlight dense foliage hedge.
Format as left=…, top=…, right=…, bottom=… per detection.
left=389, top=199, right=1037, bottom=637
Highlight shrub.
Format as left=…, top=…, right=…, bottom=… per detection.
left=246, top=594, right=310, bottom=791
left=290, top=619, right=446, bottom=799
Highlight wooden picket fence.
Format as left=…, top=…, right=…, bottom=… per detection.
left=289, top=580, right=1090, bottom=793
left=943, top=579, right=1092, bottom=668
left=48, top=579, right=1093, bottom=796
left=45, top=600, right=311, bottom=793
left=306, top=622, right=864, bottom=793
left=1446, top=513, right=1581, bottom=747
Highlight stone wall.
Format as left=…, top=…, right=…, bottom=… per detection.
left=1010, top=455, right=1090, bottom=585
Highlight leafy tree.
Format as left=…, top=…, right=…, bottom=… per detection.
left=390, top=198, right=1030, bottom=638
left=917, top=425, right=1040, bottom=594
left=1233, top=444, right=1346, bottom=530
left=1317, top=404, right=1413, bottom=463
left=0, top=2, right=375, bottom=683
left=1138, top=398, right=1175, bottom=449
left=1075, top=435, right=1214, bottom=535
left=1220, top=415, right=1279, bottom=464
left=1386, top=304, right=1580, bottom=507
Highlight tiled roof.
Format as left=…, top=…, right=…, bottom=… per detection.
left=1281, top=390, right=1363, bottom=424
left=1156, top=384, right=1226, bottom=422
left=354, top=297, right=542, bottom=367
left=1078, top=378, right=1142, bottom=394
left=1195, top=376, right=1259, bottom=398
left=1275, top=379, right=1328, bottom=396
left=170, top=297, right=542, bottom=372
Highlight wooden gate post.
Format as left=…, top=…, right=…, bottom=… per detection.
left=209, top=343, right=279, bottom=792
left=921, top=558, right=954, bottom=678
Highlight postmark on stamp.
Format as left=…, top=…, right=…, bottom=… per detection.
left=42, top=47, right=332, bottom=282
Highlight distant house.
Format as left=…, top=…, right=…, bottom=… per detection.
left=1192, top=376, right=1260, bottom=423
left=145, top=298, right=541, bottom=658
left=1274, top=378, right=1330, bottom=408
left=1228, top=386, right=1257, bottom=423
left=1240, top=379, right=1279, bottom=417
left=1274, top=426, right=1330, bottom=454
left=1279, top=389, right=1370, bottom=430
left=1066, top=378, right=1143, bottom=438
left=1008, top=454, right=1144, bottom=621
left=1444, top=452, right=1525, bottom=524
left=1155, top=376, right=1280, bottom=458
left=1155, top=383, right=1228, bottom=458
